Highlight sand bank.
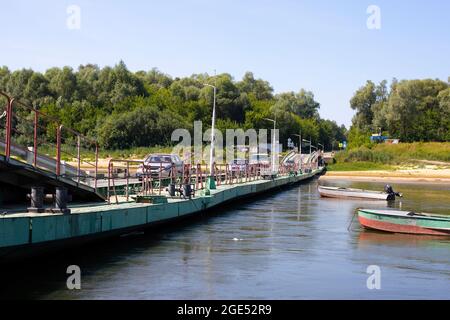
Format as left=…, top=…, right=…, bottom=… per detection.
left=321, top=168, right=450, bottom=184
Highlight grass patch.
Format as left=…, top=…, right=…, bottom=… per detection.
left=329, top=142, right=450, bottom=171
left=335, top=142, right=450, bottom=165
left=370, top=142, right=450, bottom=162
left=327, top=161, right=395, bottom=171
left=98, top=146, right=174, bottom=159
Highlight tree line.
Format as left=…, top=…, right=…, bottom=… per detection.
left=349, top=78, right=450, bottom=147
left=0, top=61, right=346, bottom=152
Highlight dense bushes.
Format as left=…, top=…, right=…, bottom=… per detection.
left=97, top=106, right=189, bottom=149
left=335, top=147, right=394, bottom=164
left=350, top=79, right=450, bottom=142
left=335, top=142, right=450, bottom=165
left=0, top=63, right=346, bottom=151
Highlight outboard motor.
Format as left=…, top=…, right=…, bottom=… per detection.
left=385, top=184, right=402, bottom=200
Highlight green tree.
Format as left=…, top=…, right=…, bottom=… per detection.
left=350, top=80, right=377, bottom=131
left=438, top=87, right=450, bottom=140
left=236, top=72, right=273, bottom=100
left=0, top=62, right=349, bottom=151
left=385, top=79, right=448, bottom=141
left=200, top=73, right=249, bottom=123
left=273, top=89, right=320, bottom=119
left=46, top=67, right=78, bottom=101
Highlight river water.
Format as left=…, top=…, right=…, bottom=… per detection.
left=2, top=178, right=450, bottom=299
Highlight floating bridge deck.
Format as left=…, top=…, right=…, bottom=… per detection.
left=0, top=154, right=105, bottom=204
left=0, top=91, right=105, bottom=206
left=0, top=168, right=323, bottom=261
left=0, top=90, right=324, bottom=261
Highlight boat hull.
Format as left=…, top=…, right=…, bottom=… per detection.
left=358, top=209, right=450, bottom=236
left=318, top=186, right=390, bottom=200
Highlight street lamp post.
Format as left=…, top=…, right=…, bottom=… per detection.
left=308, top=140, right=318, bottom=153
left=303, top=138, right=317, bottom=155
left=302, top=139, right=310, bottom=154
left=204, top=83, right=217, bottom=191
left=292, top=133, right=302, bottom=173
left=309, top=143, right=319, bottom=169
left=303, top=138, right=316, bottom=170
left=292, top=133, right=302, bottom=154
left=264, top=117, right=277, bottom=174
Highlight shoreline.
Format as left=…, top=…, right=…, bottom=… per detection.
left=321, top=169, right=450, bottom=184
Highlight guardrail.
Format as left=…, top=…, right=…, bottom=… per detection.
left=0, top=91, right=13, bottom=157
left=104, top=160, right=302, bottom=204
left=0, top=91, right=318, bottom=202
left=58, top=125, right=99, bottom=189
left=0, top=91, right=100, bottom=192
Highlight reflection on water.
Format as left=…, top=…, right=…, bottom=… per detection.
left=1, top=178, right=449, bottom=299
left=358, top=230, right=450, bottom=248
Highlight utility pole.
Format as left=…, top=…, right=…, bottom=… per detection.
left=203, top=73, right=217, bottom=191
left=264, top=117, right=277, bottom=173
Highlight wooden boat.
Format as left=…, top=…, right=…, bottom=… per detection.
left=358, top=209, right=450, bottom=236
left=318, top=185, right=398, bottom=200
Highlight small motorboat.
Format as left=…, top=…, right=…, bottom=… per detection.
left=318, top=184, right=401, bottom=201
left=358, top=208, right=450, bottom=236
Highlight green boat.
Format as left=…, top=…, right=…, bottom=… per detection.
left=358, top=208, right=450, bottom=236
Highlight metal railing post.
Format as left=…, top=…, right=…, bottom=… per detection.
left=5, top=97, right=14, bottom=160
left=126, top=162, right=129, bottom=201
left=33, top=110, right=38, bottom=167
left=201, top=164, right=204, bottom=189
left=159, top=162, right=162, bottom=195
left=56, top=125, right=62, bottom=176
left=94, top=144, right=98, bottom=191
left=77, top=135, right=81, bottom=184
left=107, top=160, right=111, bottom=204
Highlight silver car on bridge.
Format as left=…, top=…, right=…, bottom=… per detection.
left=136, top=154, right=183, bottom=180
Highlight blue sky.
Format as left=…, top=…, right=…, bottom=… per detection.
left=1, top=0, right=449, bottom=127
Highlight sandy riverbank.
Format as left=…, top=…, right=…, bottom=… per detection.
left=321, top=168, right=450, bottom=184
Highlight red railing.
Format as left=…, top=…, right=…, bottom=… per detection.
left=0, top=91, right=99, bottom=191
left=0, top=91, right=13, bottom=158
left=1, top=92, right=318, bottom=203
left=104, top=159, right=304, bottom=204
left=58, top=125, right=99, bottom=189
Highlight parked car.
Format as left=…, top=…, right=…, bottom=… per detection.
left=229, top=158, right=249, bottom=172
left=136, top=154, right=183, bottom=180
left=249, top=153, right=270, bottom=165
left=284, top=159, right=295, bottom=166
